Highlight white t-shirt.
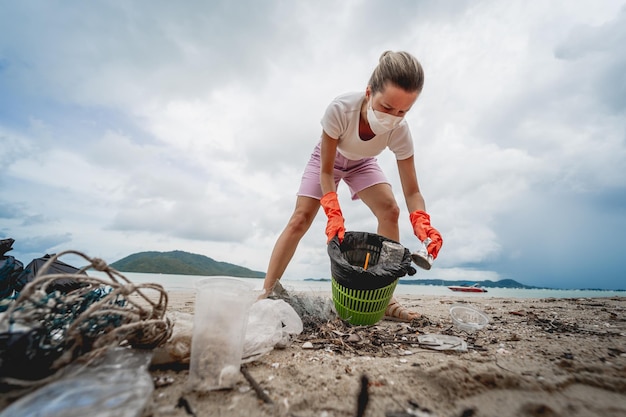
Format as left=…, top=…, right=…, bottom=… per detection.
left=320, top=92, right=414, bottom=161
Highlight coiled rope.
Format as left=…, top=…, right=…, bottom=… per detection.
left=0, top=250, right=172, bottom=387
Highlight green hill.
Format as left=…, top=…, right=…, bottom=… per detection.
left=398, top=278, right=540, bottom=289
left=110, top=250, right=265, bottom=278
left=304, top=277, right=541, bottom=289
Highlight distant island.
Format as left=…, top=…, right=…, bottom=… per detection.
left=110, top=250, right=265, bottom=278
left=304, top=277, right=543, bottom=289
left=107, top=252, right=622, bottom=291
left=400, top=278, right=541, bottom=289
left=108, top=251, right=536, bottom=288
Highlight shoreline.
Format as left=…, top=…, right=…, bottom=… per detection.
left=87, top=271, right=626, bottom=298
left=105, top=272, right=626, bottom=299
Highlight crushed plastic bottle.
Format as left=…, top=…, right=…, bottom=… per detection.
left=0, top=348, right=154, bottom=417
left=379, top=241, right=405, bottom=265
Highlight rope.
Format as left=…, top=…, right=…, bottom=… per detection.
left=0, top=250, right=172, bottom=387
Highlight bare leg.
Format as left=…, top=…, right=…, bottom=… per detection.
left=358, top=183, right=420, bottom=321
left=357, top=183, right=400, bottom=241
left=262, top=196, right=320, bottom=294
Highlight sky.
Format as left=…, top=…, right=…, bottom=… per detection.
left=1, top=1, right=625, bottom=290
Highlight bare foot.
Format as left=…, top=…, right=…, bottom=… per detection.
left=384, top=297, right=420, bottom=322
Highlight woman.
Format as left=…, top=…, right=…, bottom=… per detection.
left=262, top=51, right=443, bottom=321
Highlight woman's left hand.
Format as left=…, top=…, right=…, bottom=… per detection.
left=409, top=210, right=443, bottom=259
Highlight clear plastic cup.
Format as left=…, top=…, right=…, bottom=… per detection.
left=186, top=277, right=256, bottom=391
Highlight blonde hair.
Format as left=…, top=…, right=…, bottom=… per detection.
left=368, top=51, right=424, bottom=94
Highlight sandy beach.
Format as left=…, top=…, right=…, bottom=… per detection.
left=141, top=290, right=626, bottom=417
left=1, top=289, right=625, bottom=417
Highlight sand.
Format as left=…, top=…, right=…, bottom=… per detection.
left=144, top=291, right=626, bottom=417
left=1, top=290, right=625, bottom=417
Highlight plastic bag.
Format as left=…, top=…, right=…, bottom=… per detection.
left=242, top=298, right=303, bottom=363
left=151, top=299, right=303, bottom=366
left=328, top=231, right=416, bottom=290
left=0, top=348, right=154, bottom=417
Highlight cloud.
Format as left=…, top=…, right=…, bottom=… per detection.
left=0, top=202, right=24, bottom=220
left=13, top=233, right=73, bottom=255
left=1, top=1, right=625, bottom=290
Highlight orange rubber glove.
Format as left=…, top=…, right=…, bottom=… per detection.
left=320, top=191, right=346, bottom=243
left=409, top=210, right=443, bottom=259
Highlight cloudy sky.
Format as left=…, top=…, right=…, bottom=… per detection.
left=1, top=1, right=624, bottom=290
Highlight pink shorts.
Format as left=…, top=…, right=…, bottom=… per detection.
left=297, top=143, right=389, bottom=200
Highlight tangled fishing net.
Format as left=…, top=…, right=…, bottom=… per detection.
left=269, top=281, right=337, bottom=330
left=0, top=250, right=172, bottom=387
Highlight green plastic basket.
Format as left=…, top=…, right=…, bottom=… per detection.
left=332, top=277, right=398, bottom=325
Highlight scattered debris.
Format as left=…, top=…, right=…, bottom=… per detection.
left=153, top=375, right=175, bottom=388
left=386, top=399, right=436, bottom=416
left=176, top=396, right=196, bottom=417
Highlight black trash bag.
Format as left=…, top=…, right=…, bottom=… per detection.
left=14, top=254, right=87, bottom=294
left=0, top=256, right=24, bottom=300
left=328, top=231, right=416, bottom=291
left=0, top=328, right=63, bottom=381
left=0, top=238, right=16, bottom=257
left=0, top=238, right=23, bottom=300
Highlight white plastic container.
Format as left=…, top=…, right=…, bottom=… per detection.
left=449, top=304, right=490, bottom=332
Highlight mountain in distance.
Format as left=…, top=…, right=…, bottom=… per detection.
left=304, top=277, right=542, bottom=289
left=395, top=278, right=623, bottom=291
left=110, top=250, right=265, bottom=278
left=399, top=278, right=541, bottom=289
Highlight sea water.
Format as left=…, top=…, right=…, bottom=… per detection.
left=89, top=271, right=623, bottom=299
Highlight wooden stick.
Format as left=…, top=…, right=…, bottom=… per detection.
left=364, top=253, right=371, bottom=270
left=356, top=374, right=369, bottom=417
left=241, top=365, right=274, bottom=405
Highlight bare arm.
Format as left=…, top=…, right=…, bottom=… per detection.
left=398, top=155, right=443, bottom=258
left=397, top=156, right=426, bottom=213
left=320, top=131, right=338, bottom=195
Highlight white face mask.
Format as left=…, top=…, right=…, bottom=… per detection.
left=367, top=97, right=404, bottom=135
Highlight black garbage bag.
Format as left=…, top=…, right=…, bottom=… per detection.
left=0, top=328, right=63, bottom=381
left=14, top=254, right=87, bottom=294
left=0, top=256, right=23, bottom=300
left=328, top=231, right=416, bottom=291
left=0, top=238, right=23, bottom=300
left=0, top=238, right=16, bottom=257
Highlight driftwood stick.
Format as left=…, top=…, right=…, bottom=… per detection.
left=356, top=374, right=369, bottom=417
left=241, top=365, right=274, bottom=405
left=176, top=396, right=197, bottom=417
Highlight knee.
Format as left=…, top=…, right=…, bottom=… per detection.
left=376, top=201, right=400, bottom=224
left=286, top=211, right=315, bottom=236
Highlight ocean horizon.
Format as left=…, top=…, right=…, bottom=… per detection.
left=90, top=271, right=624, bottom=299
